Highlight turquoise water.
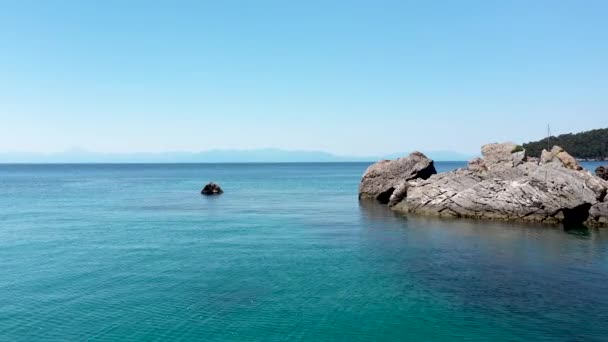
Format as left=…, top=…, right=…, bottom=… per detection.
left=1, top=162, right=607, bottom=341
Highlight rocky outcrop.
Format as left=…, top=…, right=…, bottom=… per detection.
left=540, top=146, right=583, bottom=170
left=364, top=143, right=608, bottom=227
left=588, top=202, right=608, bottom=226
left=201, top=182, right=223, bottom=195
left=359, top=152, right=436, bottom=204
left=596, top=166, right=608, bottom=180
left=481, top=142, right=526, bottom=170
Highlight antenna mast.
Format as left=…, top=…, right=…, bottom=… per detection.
left=547, top=124, right=551, bottom=150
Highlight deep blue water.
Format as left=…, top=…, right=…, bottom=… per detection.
left=0, top=162, right=607, bottom=341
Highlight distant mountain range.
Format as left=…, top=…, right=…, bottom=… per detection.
left=0, top=148, right=476, bottom=163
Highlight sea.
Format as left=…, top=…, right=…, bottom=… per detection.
left=1, top=161, right=607, bottom=341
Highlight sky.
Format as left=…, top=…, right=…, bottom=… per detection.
left=1, top=0, right=606, bottom=156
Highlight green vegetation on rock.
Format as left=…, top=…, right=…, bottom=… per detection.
left=511, top=145, right=524, bottom=153
left=523, top=128, right=608, bottom=159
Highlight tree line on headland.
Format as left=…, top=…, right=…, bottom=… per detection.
left=523, top=128, right=608, bottom=161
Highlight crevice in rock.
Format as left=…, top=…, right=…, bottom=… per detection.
left=561, top=203, right=592, bottom=228
left=414, top=161, right=437, bottom=180
left=388, top=185, right=409, bottom=207
left=376, top=187, right=395, bottom=204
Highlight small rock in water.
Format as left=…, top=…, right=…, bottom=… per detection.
left=596, top=166, right=608, bottom=180
left=201, top=182, right=223, bottom=195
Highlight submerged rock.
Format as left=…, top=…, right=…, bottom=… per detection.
left=201, top=182, right=223, bottom=195
left=358, top=151, right=436, bottom=205
left=364, top=143, right=608, bottom=227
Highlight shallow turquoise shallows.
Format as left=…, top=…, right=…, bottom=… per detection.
left=1, top=162, right=607, bottom=341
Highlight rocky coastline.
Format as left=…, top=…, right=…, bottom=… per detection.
left=359, top=143, right=608, bottom=227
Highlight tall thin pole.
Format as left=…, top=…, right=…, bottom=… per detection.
left=547, top=124, right=551, bottom=150
left=545, top=124, right=551, bottom=183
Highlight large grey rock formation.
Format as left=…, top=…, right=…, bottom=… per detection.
left=367, top=142, right=608, bottom=227
left=359, top=152, right=436, bottom=205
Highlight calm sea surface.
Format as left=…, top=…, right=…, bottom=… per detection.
left=1, top=162, right=607, bottom=341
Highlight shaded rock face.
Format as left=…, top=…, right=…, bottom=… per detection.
left=596, top=166, right=608, bottom=180
left=359, top=152, right=436, bottom=205
left=201, top=182, right=223, bottom=195
left=377, top=143, right=608, bottom=227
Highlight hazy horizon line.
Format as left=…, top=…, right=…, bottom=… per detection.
left=0, top=147, right=477, bottom=163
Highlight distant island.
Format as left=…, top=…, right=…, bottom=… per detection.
left=523, top=128, right=608, bottom=161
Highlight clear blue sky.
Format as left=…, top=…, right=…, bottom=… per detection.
left=1, top=0, right=606, bottom=155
